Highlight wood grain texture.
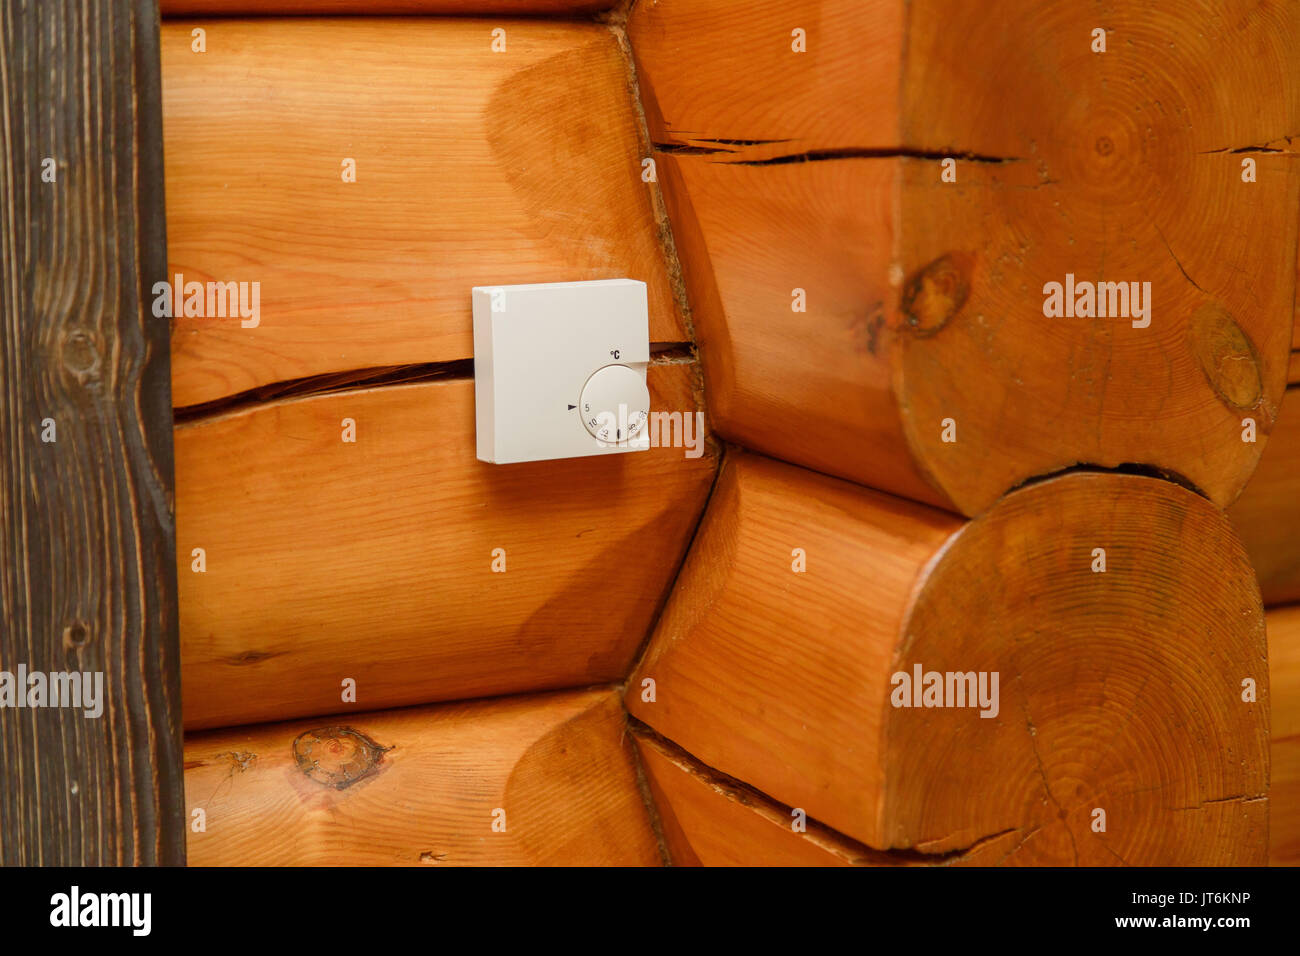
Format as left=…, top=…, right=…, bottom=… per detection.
left=0, top=0, right=185, bottom=864
left=162, top=18, right=682, bottom=408
left=630, top=0, right=899, bottom=158
left=1292, top=242, right=1299, bottom=381
left=635, top=730, right=857, bottom=866
left=631, top=449, right=962, bottom=842
left=654, top=151, right=946, bottom=507
left=1230, top=387, right=1300, bottom=606
left=186, top=687, right=661, bottom=865
left=1292, top=261, right=1300, bottom=381
left=163, top=0, right=611, bottom=13
left=632, top=0, right=1300, bottom=516
left=177, top=362, right=715, bottom=729
left=1270, top=605, right=1300, bottom=866
left=628, top=451, right=1269, bottom=864
left=893, top=0, right=1299, bottom=516
left=633, top=729, right=1018, bottom=866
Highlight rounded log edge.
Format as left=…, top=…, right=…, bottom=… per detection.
left=628, top=457, right=1269, bottom=865
left=880, top=470, right=1269, bottom=864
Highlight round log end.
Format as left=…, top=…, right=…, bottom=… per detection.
left=882, top=471, right=1268, bottom=864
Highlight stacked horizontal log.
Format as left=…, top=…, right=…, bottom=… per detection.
left=175, top=366, right=713, bottom=730
left=628, top=453, right=1268, bottom=864
left=162, top=18, right=684, bottom=408
left=632, top=0, right=1298, bottom=516
left=186, top=688, right=660, bottom=866
left=633, top=725, right=1021, bottom=866
left=164, top=0, right=1300, bottom=868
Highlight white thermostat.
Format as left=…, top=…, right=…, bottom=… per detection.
left=472, top=279, right=651, bottom=464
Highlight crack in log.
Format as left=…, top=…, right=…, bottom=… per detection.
left=173, top=358, right=475, bottom=424
left=1153, top=221, right=1206, bottom=294
left=1170, top=793, right=1267, bottom=811
left=695, top=137, right=792, bottom=147
left=1019, top=689, right=1079, bottom=866
left=628, top=719, right=1024, bottom=865
left=993, top=824, right=1043, bottom=866
left=1003, top=461, right=1211, bottom=503
left=607, top=17, right=699, bottom=344
left=652, top=144, right=1021, bottom=165
left=910, top=826, right=1021, bottom=862
left=657, top=137, right=794, bottom=152
left=173, top=343, right=696, bottom=425
left=1093, top=837, right=1131, bottom=866
left=653, top=142, right=731, bottom=155
left=1199, top=134, right=1300, bottom=154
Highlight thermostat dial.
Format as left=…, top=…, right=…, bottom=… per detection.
left=580, top=365, right=650, bottom=443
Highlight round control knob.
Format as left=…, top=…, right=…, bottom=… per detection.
left=579, top=364, right=650, bottom=443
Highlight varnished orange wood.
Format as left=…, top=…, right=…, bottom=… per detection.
left=636, top=731, right=858, bottom=866
left=633, top=730, right=1017, bottom=866
left=629, top=0, right=899, bottom=158
left=1230, top=387, right=1300, bottom=606
left=632, top=0, right=1300, bottom=516
left=186, top=687, right=662, bottom=865
left=1270, top=605, right=1300, bottom=866
left=628, top=451, right=1269, bottom=864
left=177, top=363, right=715, bottom=730
left=654, top=152, right=946, bottom=507
left=162, top=18, right=683, bottom=407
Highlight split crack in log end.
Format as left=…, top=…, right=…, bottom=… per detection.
left=1019, top=693, right=1080, bottom=866
left=1170, top=794, right=1268, bottom=812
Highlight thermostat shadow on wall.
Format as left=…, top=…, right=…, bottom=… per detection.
left=472, top=279, right=652, bottom=464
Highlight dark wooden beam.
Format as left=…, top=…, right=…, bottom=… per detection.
left=0, top=0, right=184, bottom=864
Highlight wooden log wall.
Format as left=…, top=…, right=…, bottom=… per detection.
left=164, top=9, right=710, bottom=862
left=621, top=0, right=1295, bottom=867
left=162, top=0, right=1299, bottom=867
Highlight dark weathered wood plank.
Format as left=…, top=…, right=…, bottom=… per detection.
left=0, top=0, right=184, bottom=865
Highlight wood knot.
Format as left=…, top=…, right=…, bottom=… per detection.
left=293, top=726, right=388, bottom=790
left=1187, top=302, right=1262, bottom=412
left=901, top=253, right=973, bottom=336
left=59, top=328, right=103, bottom=382
left=227, top=751, right=256, bottom=773
left=62, top=621, right=92, bottom=648
left=223, top=649, right=283, bottom=666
